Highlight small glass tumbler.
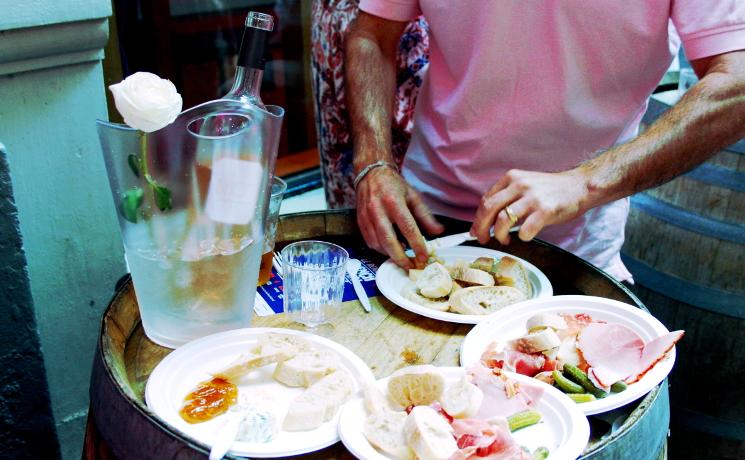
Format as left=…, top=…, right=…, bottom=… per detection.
left=281, top=241, right=349, bottom=327
left=257, top=177, right=287, bottom=285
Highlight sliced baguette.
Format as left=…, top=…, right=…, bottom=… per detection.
left=469, top=256, right=498, bottom=273
left=282, top=369, right=355, bottom=431
left=408, top=269, right=424, bottom=283
left=363, top=411, right=414, bottom=460
left=387, top=365, right=445, bottom=408
left=401, top=285, right=449, bottom=312
left=416, top=262, right=453, bottom=299
left=404, top=406, right=458, bottom=460
left=448, top=286, right=526, bottom=315
left=272, top=349, right=339, bottom=387
left=440, top=375, right=483, bottom=419
left=494, top=256, right=533, bottom=298
left=526, top=313, right=568, bottom=332
left=450, top=264, right=495, bottom=287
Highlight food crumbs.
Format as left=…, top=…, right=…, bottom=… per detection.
left=400, top=347, right=421, bottom=364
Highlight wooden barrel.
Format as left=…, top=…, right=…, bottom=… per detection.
left=85, top=210, right=669, bottom=459
left=621, top=93, right=745, bottom=460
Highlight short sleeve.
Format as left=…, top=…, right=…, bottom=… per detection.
left=359, top=0, right=421, bottom=22
left=672, top=1, right=745, bottom=60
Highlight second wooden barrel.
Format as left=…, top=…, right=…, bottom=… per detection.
left=622, top=93, right=745, bottom=460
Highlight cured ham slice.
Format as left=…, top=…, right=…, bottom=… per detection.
left=629, top=330, right=685, bottom=384
left=450, top=418, right=532, bottom=460
left=481, top=345, right=545, bottom=377
left=578, top=323, right=684, bottom=386
left=468, top=365, right=543, bottom=419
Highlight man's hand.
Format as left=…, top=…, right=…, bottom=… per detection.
left=470, top=168, right=591, bottom=245
left=356, top=167, right=444, bottom=269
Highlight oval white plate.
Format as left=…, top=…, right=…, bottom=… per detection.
left=145, top=327, right=375, bottom=458
left=375, top=246, right=552, bottom=324
left=338, top=366, right=589, bottom=460
left=460, top=295, right=676, bottom=415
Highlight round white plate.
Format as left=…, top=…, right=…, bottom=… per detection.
left=338, top=366, right=589, bottom=460
left=460, top=295, right=676, bottom=415
left=145, top=327, right=375, bottom=458
left=375, top=246, right=552, bottom=324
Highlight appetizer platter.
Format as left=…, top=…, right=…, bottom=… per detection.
left=460, top=296, right=684, bottom=415
left=338, top=364, right=589, bottom=460
left=145, top=328, right=375, bottom=457
left=376, top=246, right=552, bottom=324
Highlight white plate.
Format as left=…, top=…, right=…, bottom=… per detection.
left=145, top=327, right=375, bottom=458
left=375, top=246, right=552, bottom=324
left=338, top=367, right=589, bottom=460
left=460, top=295, right=676, bottom=415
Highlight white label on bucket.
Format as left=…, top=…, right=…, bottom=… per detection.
left=206, top=158, right=263, bottom=225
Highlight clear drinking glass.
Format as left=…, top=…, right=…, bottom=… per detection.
left=97, top=100, right=284, bottom=348
left=257, top=176, right=287, bottom=285
left=281, top=241, right=349, bottom=327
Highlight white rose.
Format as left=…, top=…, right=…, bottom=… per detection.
left=109, top=72, right=183, bottom=133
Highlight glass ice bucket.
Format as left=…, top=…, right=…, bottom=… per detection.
left=97, top=100, right=284, bottom=348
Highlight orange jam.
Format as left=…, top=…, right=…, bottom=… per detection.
left=179, top=377, right=238, bottom=424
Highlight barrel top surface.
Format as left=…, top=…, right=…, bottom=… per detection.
left=94, top=210, right=663, bottom=459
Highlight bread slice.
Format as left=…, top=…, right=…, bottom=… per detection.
left=363, top=411, right=414, bottom=460
left=387, top=365, right=445, bottom=408
left=448, top=286, right=526, bottom=315
left=440, top=375, right=483, bottom=418
left=212, top=333, right=310, bottom=381
left=509, top=328, right=562, bottom=353
left=272, top=349, right=339, bottom=387
left=494, top=256, right=533, bottom=298
left=282, top=369, right=355, bottom=431
left=363, top=381, right=392, bottom=415
left=408, top=269, right=424, bottom=283
left=449, top=263, right=495, bottom=287
left=401, top=285, right=449, bottom=312
left=415, top=262, right=453, bottom=299
left=469, top=256, right=498, bottom=273
left=404, top=406, right=458, bottom=460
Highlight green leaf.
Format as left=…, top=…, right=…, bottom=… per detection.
left=152, top=183, right=172, bottom=211
left=121, top=187, right=144, bottom=223
left=127, top=154, right=141, bottom=178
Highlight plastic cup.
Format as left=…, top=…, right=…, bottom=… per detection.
left=257, top=176, right=287, bottom=285
left=280, top=241, right=348, bottom=327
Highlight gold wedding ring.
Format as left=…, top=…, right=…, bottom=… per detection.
left=504, top=205, right=519, bottom=225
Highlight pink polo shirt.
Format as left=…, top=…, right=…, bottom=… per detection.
left=359, top=0, right=745, bottom=281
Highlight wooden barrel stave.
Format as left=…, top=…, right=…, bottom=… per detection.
left=623, top=93, right=745, bottom=458
left=87, top=210, right=671, bottom=459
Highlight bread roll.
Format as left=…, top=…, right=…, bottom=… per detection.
left=282, top=369, right=355, bottom=431
left=404, top=406, right=458, bottom=460
left=272, top=349, right=339, bottom=387
left=494, top=256, right=533, bottom=298
left=401, top=285, right=449, bottom=312
left=415, top=263, right=453, bottom=299
left=440, top=375, right=483, bottom=418
left=448, top=286, right=526, bottom=315
left=363, top=411, right=414, bottom=460
left=387, top=365, right=445, bottom=408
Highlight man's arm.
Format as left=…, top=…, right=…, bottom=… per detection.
left=346, top=12, right=443, bottom=268
left=471, top=50, right=745, bottom=245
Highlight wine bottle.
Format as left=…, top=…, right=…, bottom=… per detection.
left=224, top=11, right=274, bottom=108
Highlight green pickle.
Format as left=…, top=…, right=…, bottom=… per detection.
left=567, top=393, right=597, bottom=403
left=533, top=446, right=550, bottom=460
left=563, top=363, right=607, bottom=399
left=507, top=410, right=542, bottom=432
left=552, top=370, right=585, bottom=393
left=611, top=380, right=628, bottom=393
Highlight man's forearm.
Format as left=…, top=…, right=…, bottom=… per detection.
left=344, top=14, right=403, bottom=174
left=578, top=51, right=745, bottom=210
